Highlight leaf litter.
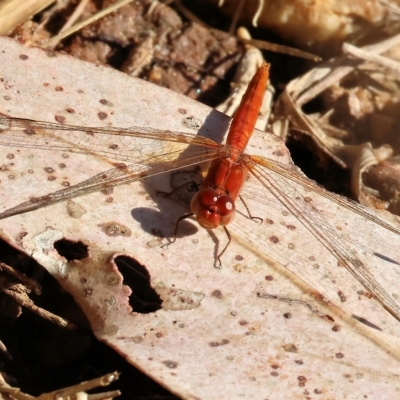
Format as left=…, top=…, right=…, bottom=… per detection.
left=1, top=0, right=396, bottom=398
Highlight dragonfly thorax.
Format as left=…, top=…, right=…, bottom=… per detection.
left=190, top=187, right=236, bottom=229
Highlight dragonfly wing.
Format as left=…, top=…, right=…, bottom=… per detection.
left=0, top=153, right=220, bottom=220
left=238, top=156, right=400, bottom=327
left=0, top=117, right=219, bottom=165
left=250, top=154, right=400, bottom=236
left=0, top=116, right=223, bottom=219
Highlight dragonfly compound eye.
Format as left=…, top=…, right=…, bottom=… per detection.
left=190, top=189, right=235, bottom=229
left=216, top=195, right=236, bottom=226
left=190, top=188, right=218, bottom=213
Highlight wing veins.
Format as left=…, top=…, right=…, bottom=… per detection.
left=0, top=150, right=220, bottom=220
left=250, top=154, right=400, bottom=236
left=0, top=117, right=219, bottom=148
left=248, top=162, right=400, bottom=322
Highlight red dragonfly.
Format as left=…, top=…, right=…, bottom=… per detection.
left=0, top=63, right=400, bottom=323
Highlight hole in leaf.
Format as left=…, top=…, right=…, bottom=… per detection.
left=53, top=239, right=88, bottom=261
left=115, top=256, right=162, bottom=313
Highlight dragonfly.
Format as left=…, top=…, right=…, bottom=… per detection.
left=0, top=63, right=400, bottom=324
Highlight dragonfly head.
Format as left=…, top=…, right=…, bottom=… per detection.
left=190, top=188, right=236, bottom=229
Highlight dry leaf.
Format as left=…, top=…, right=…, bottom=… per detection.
left=1, top=37, right=400, bottom=399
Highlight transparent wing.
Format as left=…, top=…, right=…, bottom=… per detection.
left=0, top=117, right=221, bottom=219
left=241, top=154, right=400, bottom=323
left=0, top=117, right=220, bottom=164
left=2, top=117, right=400, bottom=323
left=250, top=154, right=400, bottom=236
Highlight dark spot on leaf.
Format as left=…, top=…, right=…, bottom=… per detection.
left=337, top=290, right=346, bottom=302
left=269, top=236, right=279, bottom=244
left=98, top=112, right=107, bottom=120
left=19, top=54, right=28, bottom=60
left=325, top=314, right=334, bottom=322
left=297, top=375, right=307, bottom=387
left=209, top=339, right=229, bottom=347
left=283, top=343, right=297, bottom=353
left=100, top=99, right=113, bottom=106
left=211, top=289, right=222, bottom=299
left=162, top=360, right=178, bottom=369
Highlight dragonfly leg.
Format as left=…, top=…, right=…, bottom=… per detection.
left=161, top=213, right=194, bottom=249
left=214, top=226, right=232, bottom=269
left=238, top=194, right=263, bottom=224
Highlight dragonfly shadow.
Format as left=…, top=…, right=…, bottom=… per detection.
left=131, top=202, right=224, bottom=264
left=131, top=206, right=198, bottom=239
left=189, top=108, right=230, bottom=143
left=132, top=108, right=230, bottom=241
